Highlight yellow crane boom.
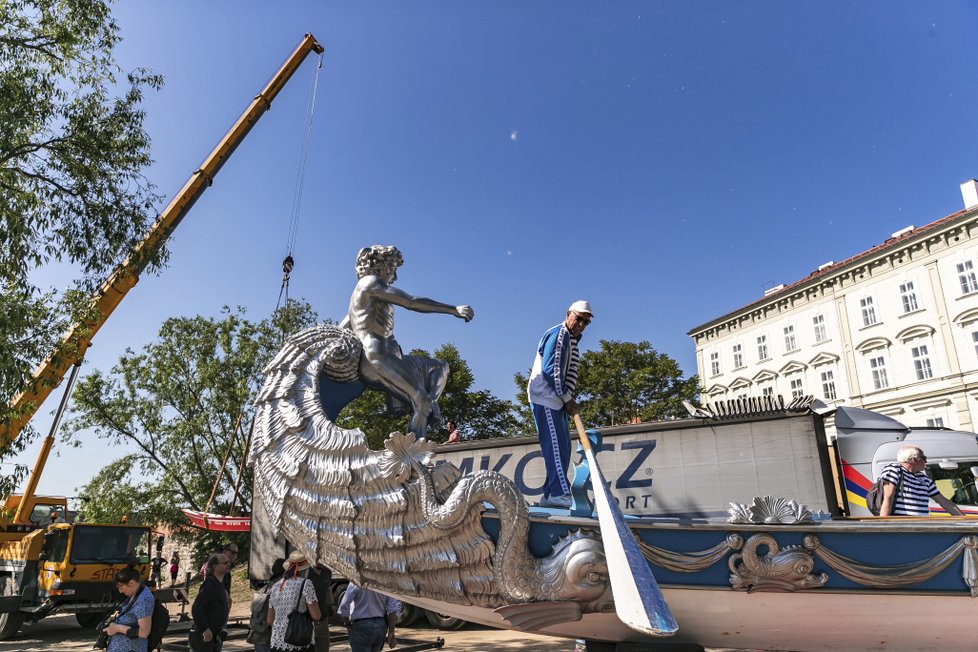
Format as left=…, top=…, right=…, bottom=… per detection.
left=0, top=33, right=324, bottom=451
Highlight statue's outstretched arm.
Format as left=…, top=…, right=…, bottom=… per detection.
left=373, top=285, right=474, bottom=322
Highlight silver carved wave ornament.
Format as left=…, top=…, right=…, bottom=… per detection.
left=249, top=323, right=615, bottom=629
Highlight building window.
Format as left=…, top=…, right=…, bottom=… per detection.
left=757, top=335, right=768, bottom=361
left=958, top=260, right=978, bottom=295
left=709, top=352, right=720, bottom=376
left=926, top=417, right=945, bottom=428
left=972, top=331, right=978, bottom=359
left=783, top=325, right=796, bottom=352
left=870, top=356, right=889, bottom=390
left=820, top=370, right=837, bottom=400
left=732, top=343, right=743, bottom=369
left=790, top=378, right=804, bottom=399
left=813, top=314, right=827, bottom=343
left=911, top=345, right=933, bottom=380
left=899, top=281, right=918, bottom=314
left=762, top=386, right=774, bottom=398
left=860, top=296, right=877, bottom=327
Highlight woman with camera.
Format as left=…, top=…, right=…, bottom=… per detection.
left=190, top=552, right=231, bottom=651
left=100, top=566, right=154, bottom=651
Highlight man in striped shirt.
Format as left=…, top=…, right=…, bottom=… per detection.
left=527, top=300, right=593, bottom=509
left=880, top=445, right=963, bottom=516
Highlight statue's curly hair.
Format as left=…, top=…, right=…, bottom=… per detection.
left=355, top=245, right=403, bottom=279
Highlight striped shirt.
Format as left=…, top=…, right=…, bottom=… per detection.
left=564, top=337, right=580, bottom=394
left=879, top=464, right=938, bottom=516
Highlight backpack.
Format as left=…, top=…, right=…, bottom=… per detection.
left=865, top=464, right=903, bottom=516
left=249, top=590, right=271, bottom=634
left=147, top=598, right=170, bottom=651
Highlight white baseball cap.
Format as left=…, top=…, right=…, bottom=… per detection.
left=568, top=300, right=594, bottom=317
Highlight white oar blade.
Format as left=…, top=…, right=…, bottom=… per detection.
left=586, top=447, right=678, bottom=636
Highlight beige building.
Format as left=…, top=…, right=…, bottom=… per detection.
left=688, top=180, right=978, bottom=431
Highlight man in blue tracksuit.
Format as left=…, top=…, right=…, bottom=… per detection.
left=526, top=300, right=594, bottom=509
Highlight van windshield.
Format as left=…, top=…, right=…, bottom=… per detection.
left=69, top=526, right=150, bottom=565
left=928, top=464, right=978, bottom=506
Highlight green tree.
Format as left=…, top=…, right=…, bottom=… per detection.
left=0, top=1, right=164, bottom=454
left=514, top=339, right=700, bottom=428
left=511, top=370, right=535, bottom=436
left=432, top=343, right=520, bottom=441
left=66, top=301, right=317, bottom=551
left=576, top=340, right=700, bottom=425
left=337, top=343, right=519, bottom=447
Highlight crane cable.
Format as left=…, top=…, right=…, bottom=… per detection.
left=276, top=51, right=324, bottom=314
left=197, top=53, right=324, bottom=527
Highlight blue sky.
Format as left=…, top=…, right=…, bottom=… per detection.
left=18, top=1, right=978, bottom=497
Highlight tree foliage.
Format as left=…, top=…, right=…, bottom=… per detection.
left=337, top=343, right=520, bottom=447
left=0, top=0, right=164, bottom=450
left=576, top=340, right=700, bottom=425
left=66, top=302, right=317, bottom=549
left=514, top=339, right=700, bottom=428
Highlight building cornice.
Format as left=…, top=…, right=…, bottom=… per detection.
left=688, top=206, right=978, bottom=343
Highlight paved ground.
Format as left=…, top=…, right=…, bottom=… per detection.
left=0, top=611, right=578, bottom=652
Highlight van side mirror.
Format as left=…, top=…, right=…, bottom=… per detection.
left=971, top=466, right=978, bottom=478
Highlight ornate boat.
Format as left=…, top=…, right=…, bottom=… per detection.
left=248, top=322, right=978, bottom=651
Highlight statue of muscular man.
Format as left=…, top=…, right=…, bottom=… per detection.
left=339, top=245, right=474, bottom=437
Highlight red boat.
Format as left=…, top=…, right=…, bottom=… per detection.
left=181, top=509, right=251, bottom=532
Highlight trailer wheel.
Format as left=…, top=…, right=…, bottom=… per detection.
left=396, top=603, right=420, bottom=627
left=76, top=612, right=106, bottom=628
left=0, top=612, right=23, bottom=640
left=423, top=609, right=465, bottom=630
left=330, top=583, right=348, bottom=625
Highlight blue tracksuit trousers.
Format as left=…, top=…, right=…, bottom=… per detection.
left=532, top=403, right=571, bottom=499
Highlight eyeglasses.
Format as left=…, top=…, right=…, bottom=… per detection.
left=574, top=313, right=591, bottom=326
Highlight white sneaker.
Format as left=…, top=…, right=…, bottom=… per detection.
left=541, top=495, right=573, bottom=509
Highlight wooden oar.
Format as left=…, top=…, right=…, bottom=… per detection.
left=573, top=413, right=678, bottom=637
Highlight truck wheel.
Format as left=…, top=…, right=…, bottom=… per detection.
left=396, top=603, right=420, bottom=627
left=330, top=584, right=348, bottom=625
left=76, top=612, right=105, bottom=628
left=0, top=612, right=23, bottom=640
left=424, top=609, right=465, bottom=630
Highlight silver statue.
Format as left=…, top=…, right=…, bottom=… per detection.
left=338, top=245, right=474, bottom=437
left=250, top=321, right=615, bottom=631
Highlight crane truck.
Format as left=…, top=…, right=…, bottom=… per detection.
left=0, top=33, right=323, bottom=639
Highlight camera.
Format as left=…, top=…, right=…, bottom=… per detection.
left=92, top=614, right=116, bottom=649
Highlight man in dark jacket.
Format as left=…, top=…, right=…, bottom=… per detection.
left=191, top=553, right=230, bottom=651
left=308, top=564, right=334, bottom=652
